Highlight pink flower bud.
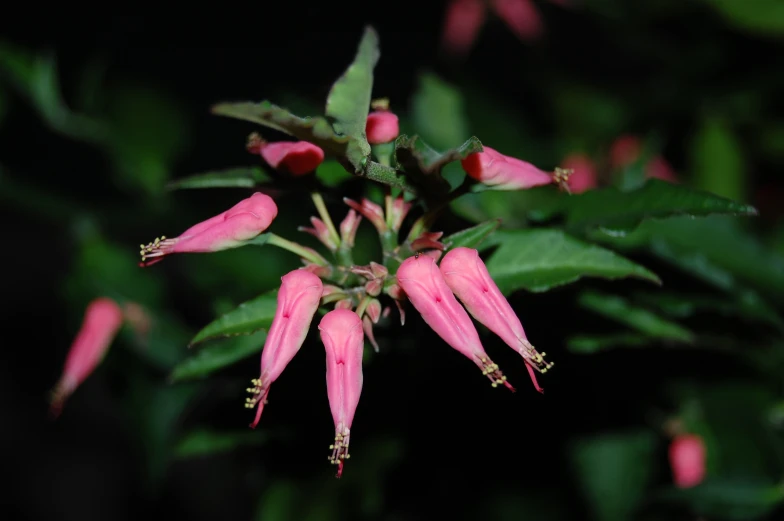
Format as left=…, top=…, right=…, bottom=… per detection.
left=396, top=254, right=515, bottom=390
left=365, top=278, right=383, bottom=297
left=319, top=309, right=365, bottom=477
left=410, top=231, right=446, bottom=253
left=440, top=247, right=552, bottom=392
left=609, top=135, right=642, bottom=170
left=442, top=0, right=487, bottom=55
left=248, top=133, right=324, bottom=176
left=50, top=298, right=124, bottom=417
left=246, top=269, right=323, bottom=428
left=461, top=146, right=554, bottom=191
left=645, top=156, right=678, bottom=183
left=669, top=434, right=707, bottom=488
left=140, top=192, right=277, bottom=266
left=561, top=153, right=598, bottom=194
left=365, top=299, right=382, bottom=324
left=344, top=197, right=387, bottom=234
left=122, top=301, right=152, bottom=340
left=370, top=262, right=388, bottom=279
left=322, top=284, right=344, bottom=298
left=363, top=314, right=380, bottom=353
left=490, top=0, right=544, bottom=42
left=339, top=209, right=362, bottom=248
left=366, top=111, right=400, bottom=145
left=302, top=262, right=333, bottom=279
left=335, top=299, right=354, bottom=310
left=385, top=195, right=412, bottom=233
left=299, top=216, right=339, bottom=252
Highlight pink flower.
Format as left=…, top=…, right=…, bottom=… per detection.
left=248, top=133, right=324, bottom=176
left=140, top=192, right=278, bottom=266
left=609, top=135, right=678, bottom=183
left=344, top=197, right=387, bottom=233
left=441, top=0, right=487, bottom=56
left=246, top=269, right=323, bottom=428
left=561, top=153, right=598, bottom=194
left=339, top=209, right=362, bottom=248
left=319, top=309, right=365, bottom=478
left=440, top=247, right=552, bottom=392
left=669, top=434, right=707, bottom=488
left=366, top=111, right=400, bottom=145
left=50, top=298, right=124, bottom=417
left=490, top=0, right=543, bottom=42
left=461, top=146, right=555, bottom=190
left=396, top=254, right=515, bottom=390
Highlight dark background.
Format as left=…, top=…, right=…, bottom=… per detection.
left=2, top=2, right=784, bottom=521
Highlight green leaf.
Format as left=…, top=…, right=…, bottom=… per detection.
left=565, top=179, right=757, bottom=235
left=189, top=290, right=278, bottom=346
left=570, top=430, right=656, bottom=521
left=568, top=333, right=655, bottom=354
left=167, top=166, right=271, bottom=190
left=211, top=100, right=351, bottom=157
left=696, top=0, right=784, bottom=36
left=669, top=479, right=784, bottom=521
left=411, top=73, right=469, bottom=150
left=394, top=134, right=482, bottom=198
left=484, top=229, right=661, bottom=293
left=691, top=115, right=746, bottom=202
left=443, top=219, right=501, bottom=251
left=315, top=160, right=353, bottom=187
left=324, top=26, right=379, bottom=169
left=175, top=428, right=271, bottom=458
left=577, top=291, right=696, bottom=344
left=170, top=330, right=268, bottom=381
left=451, top=185, right=565, bottom=227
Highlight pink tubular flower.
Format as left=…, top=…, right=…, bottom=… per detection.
left=396, top=254, right=515, bottom=391
left=319, top=309, right=364, bottom=478
left=669, top=434, right=707, bottom=488
left=461, top=146, right=560, bottom=191
left=366, top=111, right=400, bottom=145
left=561, top=153, right=598, bottom=194
left=442, top=0, right=487, bottom=55
left=440, top=247, right=552, bottom=392
left=50, top=298, right=124, bottom=417
left=140, top=192, right=278, bottom=266
left=246, top=269, right=323, bottom=428
left=609, top=135, right=678, bottom=183
left=490, top=0, right=543, bottom=42
left=248, top=133, right=324, bottom=176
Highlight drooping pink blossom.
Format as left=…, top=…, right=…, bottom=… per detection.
left=140, top=192, right=278, bottom=266
left=319, top=309, right=365, bottom=478
left=366, top=111, right=400, bottom=145
left=669, top=434, right=707, bottom=488
left=246, top=269, right=323, bottom=428
left=440, top=247, right=553, bottom=392
left=441, top=0, right=487, bottom=56
left=461, top=146, right=557, bottom=190
left=396, top=254, right=515, bottom=391
left=561, top=153, right=598, bottom=194
left=248, top=133, right=325, bottom=176
left=490, top=0, right=544, bottom=42
left=50, top=298, right=124, bottom=417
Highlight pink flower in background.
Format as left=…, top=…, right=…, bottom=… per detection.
left=246, top=269, right=323, bottom=427
left=561, top=153, right=598, bottom=193
left=319, top=309, right=365, bottom=478
left=461, top=146, right=556, bottom=190
left=50, top=298, right=124, bottom=417
left=366, top=111, right=400, bottom=144
left=247, top=133, right=325, bottom=175
left=668, top=434, right=707, bottom=488
left=609, top=135, right=678, bottom=183
left=490, top=0, right=543, bottom=41
left=140, top=192, right=278, bottom=266
left=440, top=247, right=553, bottom=392
left=396, top=254, right=515, bottom=391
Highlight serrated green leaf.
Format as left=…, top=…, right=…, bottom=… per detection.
left=571, top=431, right=657, bottom=521
left=167, top=166, right=270, bottom=190
left=315, top=160, right=353, bottom=187
left=443, top=220, right=500, bottom=251
left=211, top=100, right=351, bottom=155
left=577, top=291, right=696, bottom=344
left=170, top=330, right=268, bottom=381
left=411, top=73, right=469, bottom=150
left=484, top=229, right=661, bottom=293
left=175, top=428, right=271, bottom=458
left=324, top=26, right=379, bottom=168
left=565, top=179, right=757, bottom=235
left=190, top=290, right=278, bottom=345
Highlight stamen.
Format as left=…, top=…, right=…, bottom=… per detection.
left=139, top=236, right=178, bottom=265
left=519, top=339, right=555, bottom=374
left=328, top=431, right=351, bottom=478
left=552, top=167, right=574, bottom=193
left=479, top=356, right=516, bottom=392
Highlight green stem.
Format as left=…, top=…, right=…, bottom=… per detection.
left=310, top=192, right=341, bottom=246
left=336, top=246, right=354, bottom=267
left=267, top=233, right=330, bottom=266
